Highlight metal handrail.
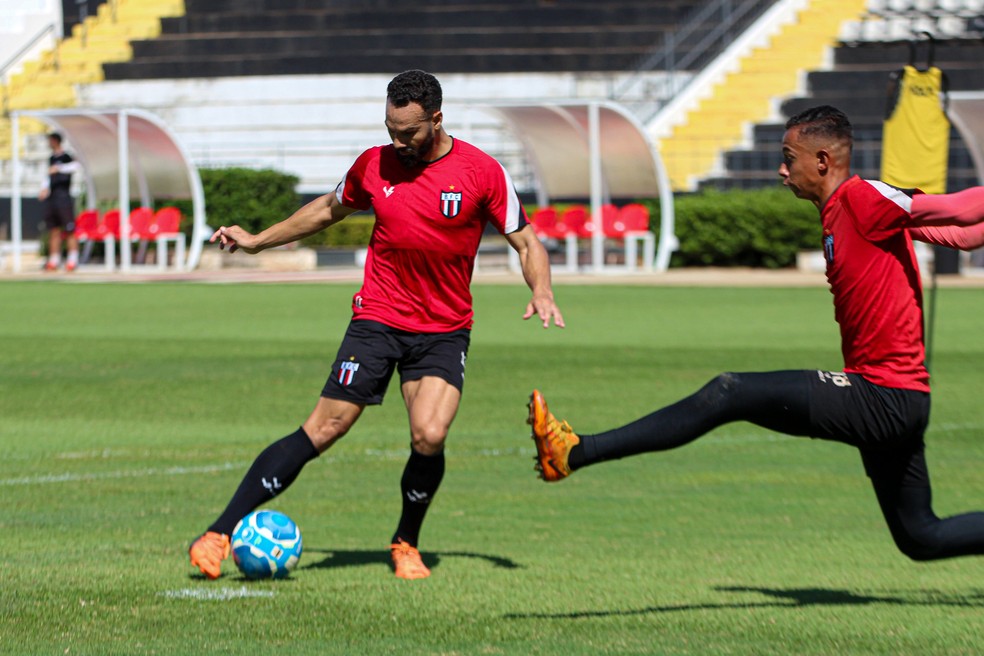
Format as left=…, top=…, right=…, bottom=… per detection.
left=612, top=0, right=775, bottom=121
left=0, top=22, right=57, bottom=84
left=1, top=22, right=58, bottom=118
left=613, top=0, right=728, bottom=98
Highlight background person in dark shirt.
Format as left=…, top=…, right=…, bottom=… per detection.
left=39, top=132, right=81, bottom=271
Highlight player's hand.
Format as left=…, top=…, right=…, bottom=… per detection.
left=524, top=294, right=565, bottom=329
left=38, top=188, right=50, bottom=201
left=209, top=225, right=260, bottom=254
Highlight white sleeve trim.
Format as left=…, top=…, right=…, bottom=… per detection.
left=499, top=163, right=523, bottom=233
left=334, top=176, right=346, bottom=204
left=865, top=179, right=913, bottom=213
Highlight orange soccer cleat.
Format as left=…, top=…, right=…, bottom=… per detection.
left=390, top=539, right=431, bottom=580
left=527, top=389, right=580, bottom=482
left=189, top=531, right=230, bottom=580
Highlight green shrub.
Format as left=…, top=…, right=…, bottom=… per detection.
left=161, top=170, right=819, bottom=262
left=169, top=167, right=301, bottom=236
left=300, top=215, right=375, bottom=248
left=646, top=186, right=822, bottom=268
left=164, top=167, right=376, bottom=247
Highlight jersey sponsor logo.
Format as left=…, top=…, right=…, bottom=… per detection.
left=905, top=82, right=938, bottom=97
left=383, top=185, right=395, bottom=198
left=440, top=188, right=462, bottom=218
left=823, top=232, right=834, bottom=264
left=338, top=358, right=360, bottom=386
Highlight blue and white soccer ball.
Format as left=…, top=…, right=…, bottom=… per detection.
left=231, top=510, right=302, bottom=580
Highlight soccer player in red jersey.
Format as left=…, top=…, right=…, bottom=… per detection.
left=191, top=70, right=564, bottom=580
left=530, top=105, right=984, bottom=562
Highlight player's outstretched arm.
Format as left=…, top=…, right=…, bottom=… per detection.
left=909, top=186, right=984, bottom=250
left=210, top=192, right=357, bottom=254
left=505, top=224, right=565, bottom=329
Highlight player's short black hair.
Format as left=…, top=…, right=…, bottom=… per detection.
left=387, top=70, right=443, bottom=114
left=48, top=132, right=63, bottom=144
left=785, top=105, right=853, bottom=150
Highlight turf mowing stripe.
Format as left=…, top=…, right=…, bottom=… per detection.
left=8, top=422, right=978, bottom=489
left=0, top=462, right=245, bottom=486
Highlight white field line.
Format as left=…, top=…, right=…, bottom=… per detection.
left=7, top=422, right=981, bottom=487
left=0, top=441, right=793, bottom=488
left=0, top=462, right=244, bottom=487
left=160, top=587, right=275, bottom=601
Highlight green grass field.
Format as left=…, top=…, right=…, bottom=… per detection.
left=2, top=279, right=983, bottom=655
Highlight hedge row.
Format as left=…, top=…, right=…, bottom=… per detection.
left=169, top=167, right=298, bottom=237
left=644, top=186, right=822, bottom=269
left=173, top=168, right=823, bottom=265
left=167, top=167, right=374, bottom=247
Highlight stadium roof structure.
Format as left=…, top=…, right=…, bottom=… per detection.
left=7, top=108, right=207, bottom=272
left=487, top=101, right=677, bottom=272
left=949, top=92, right=984, bottom=186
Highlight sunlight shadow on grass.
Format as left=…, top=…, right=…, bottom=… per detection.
left=186, top=571, right=301, bottom=583
left=504, top=586, right=984, bottom=619
left=301, top=547, right=523, bottom=573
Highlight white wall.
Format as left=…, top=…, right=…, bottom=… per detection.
left=74, top=73, right=570, bottom=193
left=1, top=70, right=679, bottom=196
left=72, top=71, right=665, bottom=194
left=0, top=0, right=62, bottom=78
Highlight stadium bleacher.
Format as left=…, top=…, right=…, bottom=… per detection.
left=104, top=0, right=698, bottom=79
left=3, top=0, right=984, bottom=223
left=705, top=36, right=984, bottom=192
left=7, top=0, right=787, bottom=198
left=703, top=2, right=984, bottom=192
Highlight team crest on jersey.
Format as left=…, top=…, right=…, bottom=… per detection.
left=338, top=358, right=360, bottom=386
left=440, top=188, right=463, bottom=218
left=823, top=233, right=834, bottom=264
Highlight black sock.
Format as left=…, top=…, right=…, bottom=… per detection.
left=208, top=427, right=319, bottom=535
left=567, top=443, right=587, bottom=470
left=391, top=448, right=445, bottom=547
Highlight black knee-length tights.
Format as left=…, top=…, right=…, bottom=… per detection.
left=571, top=371, right=984, bottom=561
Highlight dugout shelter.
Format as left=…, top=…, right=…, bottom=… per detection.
left=489, top=101, right=678, bottom=272
left=7, top=108, right=207, bottom=272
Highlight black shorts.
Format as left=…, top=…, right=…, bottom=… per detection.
left=806, top=370, right=930, bottom=485
left=43, top=196, right=75, bottom=232
left=321, top=319, right=470, bottom=405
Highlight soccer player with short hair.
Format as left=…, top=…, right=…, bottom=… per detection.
left=530, top=105, right=984, bottom=562
left=191, top=69, right=564, bottom=580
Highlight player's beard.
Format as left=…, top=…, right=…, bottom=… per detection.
left=395, top=130, right=435, bottom=169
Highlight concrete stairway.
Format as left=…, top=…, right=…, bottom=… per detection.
left=658, top=0, right=869, bottom=191
left=1, top=0, right=185, bottom=159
